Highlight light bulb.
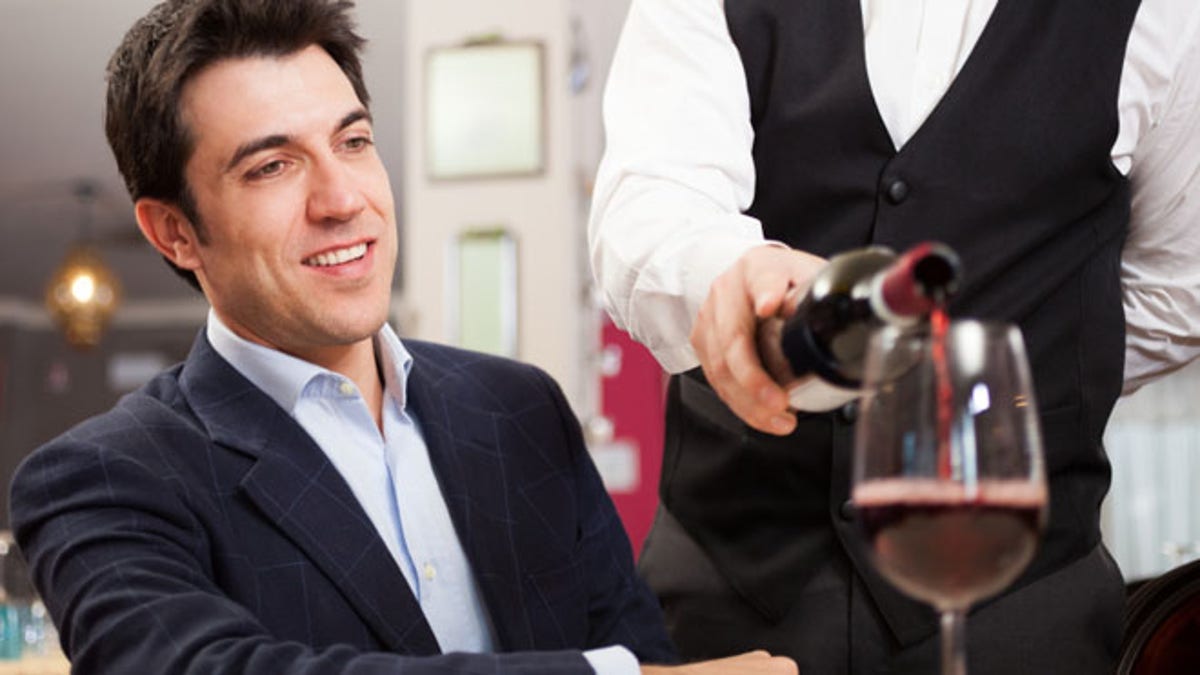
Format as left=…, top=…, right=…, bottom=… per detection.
left=70, top=273, right=97, bottom=303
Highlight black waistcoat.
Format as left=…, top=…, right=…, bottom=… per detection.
left=661, top=0, right=1142, bottom=646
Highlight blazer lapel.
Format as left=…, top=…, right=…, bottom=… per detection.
left=179, top=333, right=441, bottom=655
left=405, top=357, right=535, bottom=651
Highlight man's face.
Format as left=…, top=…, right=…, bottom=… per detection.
left=178, top=45, right=397, bottom=365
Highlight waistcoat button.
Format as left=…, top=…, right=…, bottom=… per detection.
left=886, top=179, right=910, bottom=204
left=839, top=499, right=855, bottom=521
left=838, top=400, right=859, bottom=424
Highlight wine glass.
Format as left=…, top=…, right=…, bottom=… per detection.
left=851, top=319, right=1047, bottom=675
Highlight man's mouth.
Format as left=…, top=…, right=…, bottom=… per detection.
left=302, top=242, right=369, bottom=267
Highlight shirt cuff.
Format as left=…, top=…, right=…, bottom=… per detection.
left=583, top=645, right=641, bottom=675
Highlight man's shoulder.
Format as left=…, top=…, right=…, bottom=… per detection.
left=35, top=363, right=199, bottom=458
left=10, top=363, right=206, bottom=522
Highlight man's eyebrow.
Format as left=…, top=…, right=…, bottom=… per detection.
left=225, top=134, right=290, bottom=173
left=223, top=109, right=372, bottom=174
left=337, top=108, right=373, bottom=133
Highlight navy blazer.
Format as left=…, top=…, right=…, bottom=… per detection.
left=10, top=332, right=676, bottom=673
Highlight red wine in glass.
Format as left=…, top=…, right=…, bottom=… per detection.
left=855, top=478, right=1046, bottom=610
left=852, top=319, right=1047, bottom=674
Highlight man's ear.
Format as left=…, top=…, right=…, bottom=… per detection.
left=134, top=198, right=203, bottom=271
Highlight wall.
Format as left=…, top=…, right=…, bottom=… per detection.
left=400, top=0, right=585, bottom=409
left=1104, top=361, right=1200, bottom=581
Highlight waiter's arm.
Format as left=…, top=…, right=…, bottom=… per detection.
left=588, top=0, right=824, bottom=433
left=1121, top=8, right=1200, bottom=392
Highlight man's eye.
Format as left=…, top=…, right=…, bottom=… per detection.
left=248, top=160, right=285, bottom=179
left=344, top=136, right=373, bottom=151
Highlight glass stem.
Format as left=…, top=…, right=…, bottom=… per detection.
left=940, top=608, right=968, bottom=675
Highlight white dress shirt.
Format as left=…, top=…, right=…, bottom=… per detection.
left=206, top=311, right=637, bottom=673
left=589, top=0, right=1200, bottom=394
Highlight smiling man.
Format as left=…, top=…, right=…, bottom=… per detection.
left=5, top=1, right=799, bottom=674
left=139, top=44, right=399, bottom=416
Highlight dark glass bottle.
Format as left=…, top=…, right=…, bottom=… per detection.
left=759, top=242, right=961, bottom=404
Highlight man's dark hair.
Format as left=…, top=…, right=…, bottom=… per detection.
left=105, top=0, right=370, bottom=291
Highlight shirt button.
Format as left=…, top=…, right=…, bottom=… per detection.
left=338, top=381, right=355, bottom=396
left=423, top=562, right=437, bottom=582
left=886, top=179, right=910, bottom=204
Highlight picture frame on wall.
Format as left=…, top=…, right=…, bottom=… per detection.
left=445, top=227, right=518, bottom=357
left=425, top=39, right=545, bottom=180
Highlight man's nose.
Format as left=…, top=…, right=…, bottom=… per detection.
left=307, top=157, right=366, bottom=223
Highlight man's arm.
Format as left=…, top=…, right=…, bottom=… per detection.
left=1121, top=5, right=1200, bottom=392
left=588, top=0, right=825, bottom=434
left=10, top=434, right=600, bottom=675
left=12, top=391, right=794, bottom=675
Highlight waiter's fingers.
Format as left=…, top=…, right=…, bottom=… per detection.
left=744, top=246, right=827, bottom=319
left=693, top=248, right=796, bottom=434
left=722, top=329, right=795, bottom=434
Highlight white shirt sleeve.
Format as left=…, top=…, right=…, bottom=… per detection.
left=588, top=0, right=765, bottom=373
left=590, top=0, right=1200, bottom=385
left=583, top=645, right=641, bottom=675
left=1121, top=3, right=1200, bottom=393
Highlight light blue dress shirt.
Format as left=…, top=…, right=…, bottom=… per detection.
left=205, top=311, right=636, bottom=674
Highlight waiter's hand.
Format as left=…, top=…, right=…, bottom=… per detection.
left=691, top=245, right=826, bottom=435
left=642, top=650, right=798, bottom=674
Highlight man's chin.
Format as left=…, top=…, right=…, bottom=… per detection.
left=325, top=307, right=391, bottom=343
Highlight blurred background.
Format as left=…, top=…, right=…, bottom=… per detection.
left=0, top=0, right=1195, bottom=599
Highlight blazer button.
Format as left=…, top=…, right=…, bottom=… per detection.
left=886, top=179, right=910, bottom=204
left=838, top=400, right=859, bottom=424
left=839, top=499, right=855, bottom=521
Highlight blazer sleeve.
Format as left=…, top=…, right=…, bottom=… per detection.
left=532, top=368, right=679, bottom=665
left=9, top=428, right=598, bottom=675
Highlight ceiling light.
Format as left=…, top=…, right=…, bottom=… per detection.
left=44, top=182, right=122, bottom=349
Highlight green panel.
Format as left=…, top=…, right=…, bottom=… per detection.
left=455, top=229, right=516, bottom=356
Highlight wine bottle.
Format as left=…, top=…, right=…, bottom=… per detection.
left=758, top=242, right=961, bottom=411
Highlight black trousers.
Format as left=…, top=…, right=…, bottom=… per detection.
left=639, top=506, right=1124, bottom=674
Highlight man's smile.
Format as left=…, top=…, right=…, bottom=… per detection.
left=302, top=241, right=369, bottom=267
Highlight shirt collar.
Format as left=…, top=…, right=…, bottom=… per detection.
left=205, top=308, right=414, bottom=414
left=374, top=316, right=414, bottom=410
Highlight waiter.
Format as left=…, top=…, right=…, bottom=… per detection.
left=588, top=0, right=1200, bottom=672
